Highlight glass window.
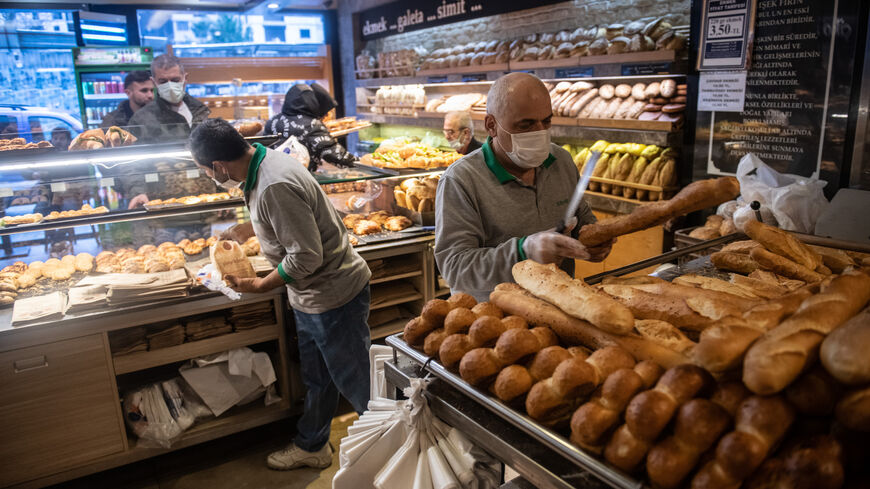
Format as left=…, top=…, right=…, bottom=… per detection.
left=0, top=115, right=18, bottom=138
left=137, top=10, right=325, bottom=57
left=27, top=116, right=76, bottom=143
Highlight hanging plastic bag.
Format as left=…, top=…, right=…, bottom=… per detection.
left=736, top=153, right=829, bottom=233
left=275, top=135, right=310, bottom=168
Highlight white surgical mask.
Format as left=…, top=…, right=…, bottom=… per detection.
left=496, top=120, right=551, bottom=169
left=447, top=137, right=464, bottom=150
left=213, top=166, right=242, bottom=190
left=157, top=81, right=185, bottom=104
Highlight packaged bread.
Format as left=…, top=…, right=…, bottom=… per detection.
left=211, top=240, right=256, bottom=280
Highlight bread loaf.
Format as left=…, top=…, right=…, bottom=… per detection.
left=633, top=319, right=695, bottom=353
left=743, top=220, right=822, bottom=270
left=690, top=395, right=795, bottom=489
left=490, top=283, right=691, bottom=368
left=673, top=274, right=760, bottom=300
left=604, top=365, right=714, bottom=472
left=743, top=269, right=870, bottom=394
left=820, top=305, right=870, bottom=385
left=835, top=385, right=870, bottom=431
left=570, top=361, right=663, bottom=452
left=711, top=251, right=760, bottom=274
left=785, top=366, right=841, bottom=416
left=512, top=260, right=635, bottom=335
left=579, top=177, right=740, bottom=246
left=750, top=247, right=824, bottom=283
left=744, top=435, right=844, bottom=489
left=807, top=244, right=855, bottom=273
left=211, top=240, right=255, bottom=279
left=525, top=346, right=635, bottom=422
left=598, top=283, right=715, bottom=331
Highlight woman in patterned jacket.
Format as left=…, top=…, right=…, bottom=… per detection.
left=265, top=83, right=356, bottom=171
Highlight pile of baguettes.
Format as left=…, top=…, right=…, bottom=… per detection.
left=402, top=178, right=870, bottom=489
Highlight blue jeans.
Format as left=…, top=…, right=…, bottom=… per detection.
left=292, top=285, right=371, bottom=452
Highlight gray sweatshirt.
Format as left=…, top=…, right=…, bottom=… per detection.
left=243, top=144, right=371, bottom=314
left=435, top=138, right=596, bottom=302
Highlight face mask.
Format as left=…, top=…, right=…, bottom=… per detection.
left=496, top=120, right=551, bottom=169
left=157, top=81, right=185, bottom=104
left=212, top=165, right=242, bottom=190
left=447, top=136, right=464, bottom=150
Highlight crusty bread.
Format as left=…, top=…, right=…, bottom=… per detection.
left=835, top=385, right=870, bottom=432
left=743, top=269, right=870, bottom=394
left=612, top=281, right=758, bottom=323
left=633, top=319, right=695, bottom=353
left=673, top=274, right=760, bottom=299
left=750, top=247, right=824, bottom=283
left=598, top=283, right=715, bottom=331
left=820, top=306, right=870, bottom=385
left=711, top=251, right=760, bottom=274
left=743, top=220, right=821, bottom=270
left=721, top=239, right=761, bottom=254
left=728, top=273, right=787, bottom=299
left=579, top=177, right=740, bottom=246
left=512, top=260, right=634, bottom=335
left=807, top=244, right=856, bottom=273
left=490, top=283, right=691, bottom=368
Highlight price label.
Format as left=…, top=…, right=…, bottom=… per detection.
left=186, top=169, right=200, bottom=179
left=145, top=173, right=159, bottom=183
left=461, top=73, right=487, bottom=82
left=0, top=188, right=12, bottom=198
left=426, top=76, right=448, bottom=83
left=50, top=182, right=67, bottom=192
left=100, top=178, right=115, bottom=187
left=555, top=67, right=594, bottom=78
left=707, top=15, right=744, bottom=39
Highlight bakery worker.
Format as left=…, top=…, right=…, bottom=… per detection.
left=443, top=111, right=482, bottom=155
left=100, top=70, right=154, bottom=129
left=265, top=83, right=356, bottom=172
left=435, top=73, right=614, bottom=302
left=189, top=118, right=371, bottom=471
left=128, top=54, right=210, bottom=143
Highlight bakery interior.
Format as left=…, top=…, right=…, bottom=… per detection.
left=1, top=0, right=870, bottom=488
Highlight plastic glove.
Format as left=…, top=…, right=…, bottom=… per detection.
left=523, top=218, right=614, bottom=264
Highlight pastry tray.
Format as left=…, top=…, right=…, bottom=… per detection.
left=387, top=333, right=645, bottom=489
left=352, top=225, right=430, bottom=244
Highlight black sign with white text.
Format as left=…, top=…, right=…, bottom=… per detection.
left=359, top=0, right=567, bottom=41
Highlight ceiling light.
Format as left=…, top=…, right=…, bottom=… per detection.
left=268, top=3, right=280, bottom=8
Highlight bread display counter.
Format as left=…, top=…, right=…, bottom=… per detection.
left=383, top=187, right=870, bottom=489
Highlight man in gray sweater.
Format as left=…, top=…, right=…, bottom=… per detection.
left=189, top=119, right=371, bottom=471
left=435, top=73, right=614, bottom=302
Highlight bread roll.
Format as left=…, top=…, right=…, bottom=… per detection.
left=512, top=260, right=634, bottom=335
left=820, top=305, right=870, bottom=384
left=579, top=178, right=740, bottom=247
left=743, top=269, right=870, bottom=394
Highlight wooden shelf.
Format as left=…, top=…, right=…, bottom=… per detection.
left=581, top=49, right=675, bottom=66
left=370, top=317, right=410, bottom=340
left=371, top=292, right=424, bottom=311
left=417, top=63, right=509, bottom=76
left=435, top=287, right=451, bottom=297
left=113, top=324, right=280, bottom=375
left=360, top=112, right=677, bottom=133
left=370, top=270, right=423, bottom=285
left=576, top=118, right=677, bottom=131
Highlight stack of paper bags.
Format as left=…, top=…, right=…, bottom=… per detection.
left=333, top=378, right=500, bottom=489
left=75, top=269, right=191, bottom=308
left=65, top=285, right=109, bottom=315
left=186, top=313, right=232, bottom=341
left=11, top=292, right=66, bottom=327
left=147, top=321, right=185, bottom=350
left=110, top=326, right=148, bottom=356
left=228, top=301, right=275, bottom=331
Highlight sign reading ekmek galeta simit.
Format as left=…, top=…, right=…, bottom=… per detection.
left=358, top=0, right=568, bottom=41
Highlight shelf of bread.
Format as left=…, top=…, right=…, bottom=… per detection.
left=113, top=323, right=279, bottom=375
left=511, top=49, right=676, bottom=71
left=417, top=62, right=510, bottom=76
left=390, top=218, right=870, bottom=489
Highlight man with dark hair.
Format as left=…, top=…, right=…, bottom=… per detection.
left=189, top=118, right=372, bottom=471
left=128, top=54, right=210, bottom=142
left=100, top=71, right=154, bottom=129
left=264, top=83, right=356, bottom=172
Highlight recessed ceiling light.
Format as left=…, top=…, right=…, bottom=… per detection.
left=267, top=3, right=279, bottom=8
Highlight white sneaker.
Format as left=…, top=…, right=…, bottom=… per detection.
left=266, top=442, right=333, bottom=470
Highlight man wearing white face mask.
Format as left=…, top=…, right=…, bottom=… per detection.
left=435, top=73, right=614, bottom=302
left=442, top=111, right=482, bottom=155
left=128, top=54, right=210, bottom=143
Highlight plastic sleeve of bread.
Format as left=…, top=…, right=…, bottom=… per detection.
left=490, top=284, right=690, bottom=369
left=579, top=177, right=740, bottom=246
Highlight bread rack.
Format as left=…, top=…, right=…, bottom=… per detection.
left=385, top=232, right=870, bottom=488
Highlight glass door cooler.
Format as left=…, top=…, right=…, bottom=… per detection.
left=73, top=47, right=153, bottom=129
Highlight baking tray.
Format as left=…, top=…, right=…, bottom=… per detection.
left=353, top=225, right=430, bottom=244
left=386, top=333, right=645, bottom=489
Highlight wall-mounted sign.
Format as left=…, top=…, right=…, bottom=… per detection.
left=622, top=62, right=673, bottom=76
left=359, top=0, right=567, bottom=41
left=698, top=0, right=758, bottom=70
left=555, top=67, right=594, bottom=79
left=698, top=71, right=747, bottom=112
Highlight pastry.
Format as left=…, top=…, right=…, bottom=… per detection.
left=384, top=216, right=412, bottom=231
left=353, top=220, right=382, bottom=235
left=342, top=213, right=365, bottom=230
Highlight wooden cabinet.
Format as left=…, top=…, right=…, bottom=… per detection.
left=0, top=334, right=124, bottom=487
left=575, top=210, right=664, bottom=280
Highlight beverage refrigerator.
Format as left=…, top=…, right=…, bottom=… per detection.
left=73, top=46, right=153, bottom=129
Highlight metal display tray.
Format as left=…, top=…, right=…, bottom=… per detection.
left=386, top=231, right=870, bottom=489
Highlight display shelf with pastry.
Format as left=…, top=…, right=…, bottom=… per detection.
left=359, top=141, right=462, bottom=170
left=144, top=191, right=242, bottom=210
left=0, top=137, right=54, bottom=153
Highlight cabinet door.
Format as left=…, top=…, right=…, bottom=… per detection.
left=0, top=334, right=124, bottom=487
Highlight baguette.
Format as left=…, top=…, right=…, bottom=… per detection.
left=742, top=269, right=870, bottom=394
left=711, top=251, right=759, bottom=274
left=512, top=260, right=634, bottom=335
left=728, top=273, right=787, bottom=299
left=750, top=247, right=824, bottom=283
left=490, top=283, right=691, bottom=368
left=807, top=244, right=856, bottom=273
left=579, top=177, right=740, bottom=246
left=673, top=274, right=761, bottom=299
left=620, top=281, right=759, bottom=319
left=633, top=319, right=695, bottom=353
left=598, top=283, right=715, bottom=331
left=743, top=220, right=821, bottom=270
left=694, top=287, right=814, bottom=372
left=819, top=305, right=870, bottom=385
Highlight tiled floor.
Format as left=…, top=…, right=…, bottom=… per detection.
left=50, top=412, right=359, bottom=489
